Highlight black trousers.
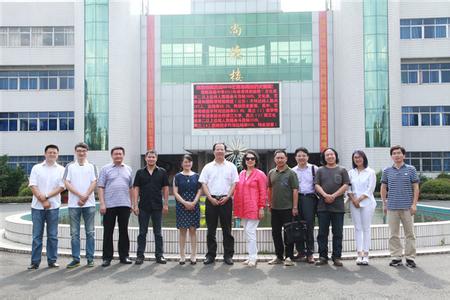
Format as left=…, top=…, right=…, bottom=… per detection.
left=102, top=206, right=131, bottom=261
left=271, top=208, right=294, bottom=260
left=205, top=197, right=234, bottom=259
left=295, top=194, right=318, bottom=256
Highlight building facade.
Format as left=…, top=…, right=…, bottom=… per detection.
left=1, top=0, right=449, bottom=176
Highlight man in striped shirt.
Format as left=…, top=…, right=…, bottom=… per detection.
left=98, top=146, right=133, bottom=267
left=381, top=145, right=420, bottom=268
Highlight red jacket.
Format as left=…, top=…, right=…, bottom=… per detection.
left=234, top=168, right=267, bottom=220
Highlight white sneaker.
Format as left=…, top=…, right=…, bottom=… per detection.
left=362, top=256, right=369, bottom=265
left=356, top=256, right=363, bottom=265
left=242, top=259, right=249, bottom=265
left=248, top=260, right=257, bottom=267
left=284, top=257, right=295, bottom=266
left=268, top=257, right=283, bottom=265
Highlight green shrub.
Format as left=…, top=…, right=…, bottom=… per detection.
left=18, top=181, right=33, bottom=196
left=0, top=196, right=32, bottom=203
left=419, top=174, right=429, bottom=186
left=0, top=155, right=27, bottom=196
left=421, top=178, right=450, bottom=194
left=437, top=173, right=450, bottom=179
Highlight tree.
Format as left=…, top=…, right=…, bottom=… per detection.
left=0, top=155, right=27, bottom=196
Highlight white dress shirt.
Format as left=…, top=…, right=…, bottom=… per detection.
left=348, top=167, right=376, bottom=207
left=199, top=160, right=239, bottom=196
left=29, top=161, right=65, bottom=210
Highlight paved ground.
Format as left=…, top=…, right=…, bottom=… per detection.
left=1, top=251, right=450, bottom=300
left=2, top=202, right=450, bottom=299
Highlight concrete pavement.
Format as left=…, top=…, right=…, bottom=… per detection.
left=1, top=251, right=450, bottom=299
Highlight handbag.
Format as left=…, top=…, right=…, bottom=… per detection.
left=283, top=217, right=307, bottom=245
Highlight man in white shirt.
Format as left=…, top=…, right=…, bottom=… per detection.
left=291, top=147, right=319, bottom=264
left=199, top=143, right=239, bottom=265
left=63, top=142, right=98, bottom=268
left=28, top=144, right=65, bottom=270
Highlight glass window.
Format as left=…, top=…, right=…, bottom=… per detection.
left=39, top=78, right=48, bottom=89
left=409, top=114, right=418, bottom=126
left=49, top=78, right=58, bottom=89
left=39, top=119, right=48, bottom=131
left=60, top=118, right=68, bottom=130
left=443, top=113, right=450, bottom=125
left=0, top=120, right=8, bottom=131
left=408, top=71, right=418, bottom=83
left=436, top=25, right=447, bottom=38
left=8, top=78, right=18, bottom=89
left=424, top=26, right=435, bottom=38
left=411, top=26, right=422, bottom=38
left=444, top=159, right=450, bottom=172
left=442, top=71, right=450, bottom=83
left=400, top=27, right=410, bottom=39
left=9, top=120, right=17, bottom=131
left=430, top=114, right=440, bottom=125
left=29, top=78, right=38, bottom=89
left=421, top=114, right=430, bottom=126
left=49, top=119, right=57, bottom=130
left=432, top=159, right=442, bottom=172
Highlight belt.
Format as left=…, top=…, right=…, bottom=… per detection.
left=211, top=195, right=227, bottom=199
left=299, top=193, right=316, bottom=197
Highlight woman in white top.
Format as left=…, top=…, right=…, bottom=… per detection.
left=348, top=150, right=376, bottom=265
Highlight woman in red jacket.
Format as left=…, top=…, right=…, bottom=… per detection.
left=234, top=150, right=267, bottom=267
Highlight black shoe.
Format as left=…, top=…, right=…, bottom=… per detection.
left=224, top=257, right=234, bottom=265
left=28, top=264, right=39, bottom=270
left=406, top=259, right=416, bottom=268
left=48, top=262, right=59, bottom=268
left=102, top=260, right=111, bottom=267
left=315, top=257, right=328, bottom=266
left=190, top=259, right=197, bottom=265
left=203, top=256, right=215, bottom=265
left=389, top=259, right=403, bottom=267
left=135, top=257, right=144, bottom=265
left=120, top=257, right=132, bottom=264
left=156, top=256, right=167, bottom=264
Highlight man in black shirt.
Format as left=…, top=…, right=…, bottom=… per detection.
left=133, top=150, right=169, bottom=265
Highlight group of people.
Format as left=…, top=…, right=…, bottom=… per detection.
left=28, top=142, right=419, bottom=270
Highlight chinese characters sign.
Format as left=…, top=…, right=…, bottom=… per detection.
left=193, top=83, right=280, bottom=129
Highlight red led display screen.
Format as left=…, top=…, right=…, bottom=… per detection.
left=193, top=83, right=280, bottom=129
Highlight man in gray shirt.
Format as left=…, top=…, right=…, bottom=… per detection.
left=314, top=148, right=349, bottom=267
left=98, top=146, right=133, bottom=267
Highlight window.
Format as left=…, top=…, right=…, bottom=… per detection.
left=0, top=26, right=74, bottom=47
left=0, top=111, right=74, bottom=132
left=400, top=17, right=449, bottom=39
left=406, top=152, right=450, bottom=173
left=402, top=106, right=450, bottom=127
left=7, top=155, right=74, bottom=175
left=0, top=69, right=74, bottom=90
left=401, top=63, right=450, bottom=85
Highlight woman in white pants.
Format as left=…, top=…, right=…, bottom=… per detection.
left=234, top=150, right=267, bottom=267
left=348, top=150, right=376, bottom=265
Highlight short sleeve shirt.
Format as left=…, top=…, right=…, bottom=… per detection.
left=133, top=166, right=169, bottom=212
left=268, top=165, right=299, bottom=210
left=29, top=161, right=65, bottom=210
left=381, top=163, right=419, bottom=210
left=198, top=160, right=239, bottom=196
left=315, top=165, right=350, bottom=213
left=97, top=163, right=133, bottom=208
left=63, top=161, right=98, bottom=208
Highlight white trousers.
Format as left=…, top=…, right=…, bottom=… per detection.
left=242, top=218, right=259, bottom=261
left=350, top=201, right=376, bottom=252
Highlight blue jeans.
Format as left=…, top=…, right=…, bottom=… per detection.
left=317, top=211, right=344, bottom=260
left=69, top=206, right=96, bottom=262
left=31, top=208, right=59, bottom=265
left=137, top=209, right=163, bottom=258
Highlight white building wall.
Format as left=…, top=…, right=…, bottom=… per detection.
left=398, top=0, right=450, bottom=155
left=0, top=1, right=76, bottom=157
